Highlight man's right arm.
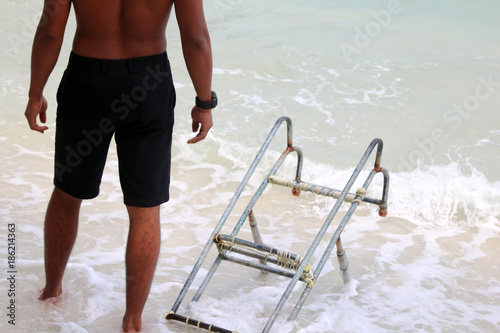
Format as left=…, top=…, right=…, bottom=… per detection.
left=174, top=0, right=214, bottom=144
left=25, top=0, right=71, bottom=133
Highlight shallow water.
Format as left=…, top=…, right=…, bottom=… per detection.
left=1, top=0, right=500, bottom=332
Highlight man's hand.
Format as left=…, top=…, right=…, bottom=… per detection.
left=188, top=106, right=213, bottom=144
left=25, top=96, right=49, bottom=133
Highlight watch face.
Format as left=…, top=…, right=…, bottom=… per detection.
left=211, top=91, right=218, bottom=108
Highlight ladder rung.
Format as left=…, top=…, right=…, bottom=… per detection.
left=165, top=312, right=237, bottom=333
left=215, top=234, right=301, bottom=263
left=214, top=234, right=315, bottom=285
left=268, top=175, right=382, bottom=205
left=220, top=253, right=312, bottom=283
left=269, top=175, right=357, bottom=200
left=218, top=242, right=289, bottom=267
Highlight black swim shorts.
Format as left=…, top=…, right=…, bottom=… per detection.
left=54, top=52, right=175, bottom=207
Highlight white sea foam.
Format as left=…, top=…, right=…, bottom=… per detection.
left=3, top=147, right=498, bottom=332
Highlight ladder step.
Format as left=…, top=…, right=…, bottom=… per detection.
left=268, top=175, right=382, bottom=206
left=269, top=175, right=356, bottom=201
left=215, top=234, right=302, bottom=269
left=214, top=234, right=315, bottom=286
left=165, top=312, right=238, bottom=333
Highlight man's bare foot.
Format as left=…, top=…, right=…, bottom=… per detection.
left=38, top=286, right=62, bottom=301
left=122, top=315, right=141, bottom=332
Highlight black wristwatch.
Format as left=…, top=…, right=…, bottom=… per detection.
left=195, top=91, right=218, bottom=110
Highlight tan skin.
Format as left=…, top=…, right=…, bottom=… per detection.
left=24, top=0, right=214, bottom=331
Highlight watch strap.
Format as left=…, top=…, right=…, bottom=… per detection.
left=196, top=91, right=217, bottom=109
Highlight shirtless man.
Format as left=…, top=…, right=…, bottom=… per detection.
left=24, top=0, right=215, bottom=331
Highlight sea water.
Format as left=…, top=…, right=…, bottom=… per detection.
left=1, top=0, right=499, bottom=332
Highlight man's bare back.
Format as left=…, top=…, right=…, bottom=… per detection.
left=72, top=0, right=174, bottom=59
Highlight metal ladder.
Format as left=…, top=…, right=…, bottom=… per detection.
left=165, top=116, right=390, bottom=333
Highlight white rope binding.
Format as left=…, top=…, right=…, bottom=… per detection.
left=352, top=187, right=366, bottom=203
left=219, top=239, right=315, bottom=287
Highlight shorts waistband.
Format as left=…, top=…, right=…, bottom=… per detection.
left=68, top=51, right=169, bottom=74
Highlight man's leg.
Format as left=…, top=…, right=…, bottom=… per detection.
left=39, top=187, right=82, bottom=300
left=122, top=205, right=161, bottom=332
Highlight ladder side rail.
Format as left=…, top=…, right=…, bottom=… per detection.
left=191, top=149, right=294, bottom=303
left=288, top=169, right=378, bottom=320
left=191, top=150, right=306, bottom=304
left=261, top=183, right=350, bottom=332
left=370, top=138, right=389, bottom=217
left=189, top=161, right=295, bottom=303
left=262, top=138, right=384, bottom=332
left=289, top=199, right=361, bottom=320
left=229, top=148, right=292, bottom=238
left=372, top=137, right=384, bottom=170
left=249, top=209, right=264, bottom=246
left=378, top=167, right=390, bottom=217
left=191, top=256, right=224, bottom=302
left=290, top=140, right=389, bottom=320
left=293, top=145, right=304, bottom=181
left=335, top=237, right=350, bottom=283
left=204, top=145, right=302, bottom=305
left=170, top=117, right=293, bottom=313
left=229, top=132, right=304, bottom=239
